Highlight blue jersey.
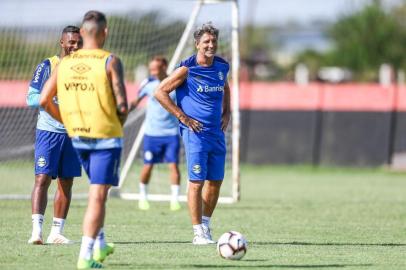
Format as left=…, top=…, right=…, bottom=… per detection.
left=176, top=55, right=229, bottom=135
left=139, top=77, right=178, bottom=136
left=27, top=56, right=65, bottom=133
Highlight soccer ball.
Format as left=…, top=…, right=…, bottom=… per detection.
left=217, top=231, right=247, bottom=260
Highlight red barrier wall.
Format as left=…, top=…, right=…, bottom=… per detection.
left=0, top=80, right=402, bottom=111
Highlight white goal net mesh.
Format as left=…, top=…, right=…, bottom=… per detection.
left=0, top=0, right=238, bottom=201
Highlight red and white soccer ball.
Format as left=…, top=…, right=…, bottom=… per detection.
left=217, top=231, right=247, bottom=260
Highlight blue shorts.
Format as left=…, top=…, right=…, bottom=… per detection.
left=181, top=129, right=226, bottom=181
left=34, top=129, right=81, bottom=179
left=143, top=135, right=180, bottom=164
left=75, top=148, right=121, bottom=186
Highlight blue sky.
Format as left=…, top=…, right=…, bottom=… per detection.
left=0, top=0, right=402, bottom=26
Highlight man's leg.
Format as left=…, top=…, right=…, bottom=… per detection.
left=168, top=163, right=181, bottom=186
left=188, top=180, right=204, bottom=225
left=54, top=178, right=73, bottom=218
left=201, top=134, right=226, bottom=242
left=29, top=174, right=52, bottom=244
left=202, top=180, right=222, bottom=216
left=83, top=184, right=110, bottom=238
left=77, top=147, right=120, bottom=268
left=47, top=178, right=74, bottom=243
left=165, top=135, right=181, bottom=210
left=138, top=164, right=153, bottom=210
left=188, top=180, right=216, bottom=244
left=168, top=163, right=181, bottom=210
left=202, top=180, right=222, bottom=238
left=78, top=184, right=110, bottom=264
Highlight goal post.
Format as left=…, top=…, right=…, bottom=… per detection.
left=231, top=0, right=241, bottom=202
left=114, top=0, right=241, bottom=203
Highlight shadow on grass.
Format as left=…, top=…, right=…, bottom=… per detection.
left=123, top=263, right=373, bottom=269
left=253, top=241, right=406, bottom=247
left=182, top=264, right=373, bottom=268
left=114, top=241, right=406, bottom=247
left=114, top=240, right=190, bottom=244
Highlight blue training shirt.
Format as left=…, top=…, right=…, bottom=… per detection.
left=176, top=54, right=229, bottom=135
left=139, top=77, right=179, bottom=136
left=27, top=56, right=66, bottom=133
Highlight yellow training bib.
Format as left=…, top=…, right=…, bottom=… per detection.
left=48, top=55, right=60, bottom=72
left=57, top=49, right=123, bottom=138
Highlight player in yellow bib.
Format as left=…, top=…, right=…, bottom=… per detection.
left=40, top=11, right=128, bottom=269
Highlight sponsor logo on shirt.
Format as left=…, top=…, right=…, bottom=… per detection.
left=33, top=63, right=45, bottom=84
left=70, top=63, right=91, bottom=74
left=196, top=84, right=224, bottom=93
left=64, top=82, right=95, bottom=91
left=72, top=127, right=91, bottom=133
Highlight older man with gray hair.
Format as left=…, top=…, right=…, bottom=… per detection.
left=155, top=22, right=231, bottom=245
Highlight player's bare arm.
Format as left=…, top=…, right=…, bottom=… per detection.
left=39, top=68, right=63, bottom=123
left=108, top=55, right=128, bottom=125
left=129, top=96, right=145, bottom=112
left=222, top=81, right=231, bottom=132
left=155, top=66, right=202, bottom=132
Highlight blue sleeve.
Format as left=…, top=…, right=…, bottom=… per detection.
left=29, top=59, right=51, bottom=90
left=27, top=60, right=51, bottom=107
left=26, top=87, right=41, bottom=108
left=138, top=77, right=155, bottom=99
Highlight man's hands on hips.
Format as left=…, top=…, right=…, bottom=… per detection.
left=179, top=114, right=203, bottom=132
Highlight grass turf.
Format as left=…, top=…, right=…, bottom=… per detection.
left=1, top=165, right=406, bottom=269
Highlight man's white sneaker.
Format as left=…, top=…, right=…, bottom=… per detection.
left=193, top=233, right=216, bottom=245
left=46, top=233, right=74, bottom=244
left=202, top=224, right=216, bottom=244
left=193, top=235, right=213, bottom=245
left=28, top=234, right=43, bottom=245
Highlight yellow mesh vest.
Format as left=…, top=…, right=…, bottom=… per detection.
left=48, top=55, right=60, bottom=72
left=57, top=49, right=123, bottom=138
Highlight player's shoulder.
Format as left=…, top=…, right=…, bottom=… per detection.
left=36, top=57, right=52, bottom=70
left=140, top=76, right=159, bottom=88
left=213, top=55, right=229, bottom=69
left=48, top=55, right=60, bottom=64
left=178, top=55, right=197, bottom=68
left=47, top=55, right=60, bottom=71
left=30, top=56, right=53, bottom=85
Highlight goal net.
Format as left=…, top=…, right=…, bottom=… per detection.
left=0, top=0, right=240, bottom=202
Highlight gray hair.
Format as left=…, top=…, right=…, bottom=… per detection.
left=193, top=22, right=219, bottom=43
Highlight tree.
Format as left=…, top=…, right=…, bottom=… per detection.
left=294, top=1, right=406, bottom=81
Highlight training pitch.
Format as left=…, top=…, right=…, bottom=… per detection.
left=1, top=164, right=406, bottom=269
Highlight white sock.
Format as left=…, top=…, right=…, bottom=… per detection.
left=50, top=217, right=65, bottom=235
left=193, top=224, right=204, bottom=236
left=79, top=236, right=95, bottom=260
left=170, top=185, right=180, bottom=202
left=139, top=183, right=148, bottom=200
left=31, top=214, right=44, bottom=236
left=94, top=228, right=106, bottom=249
left=202, top=216, right=211, bottom=228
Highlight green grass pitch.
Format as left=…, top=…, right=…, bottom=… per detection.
left=1, top=164, right=406, bottom=269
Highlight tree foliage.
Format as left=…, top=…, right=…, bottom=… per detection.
left=295, top=1, right=406, bottom=81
